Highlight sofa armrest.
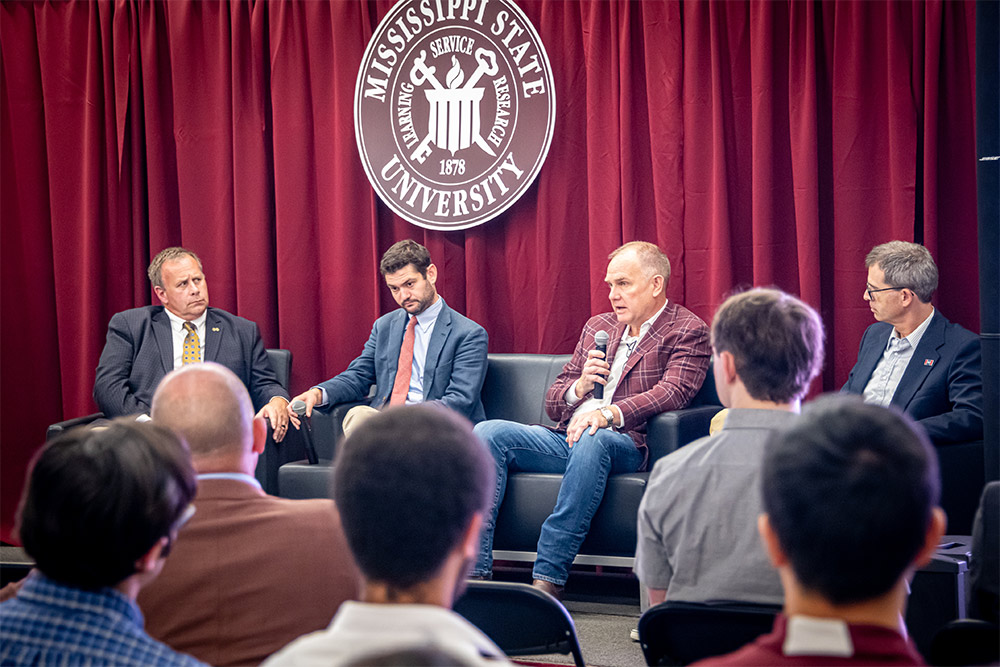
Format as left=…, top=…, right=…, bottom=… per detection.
left=310, top=400, right=369, bottom=460
left=46, top=413, right=105, bottom=441
left=646, top=406, right=723, bottom=466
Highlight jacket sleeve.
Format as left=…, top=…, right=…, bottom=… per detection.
left=93, top=312, right=149, bottom=417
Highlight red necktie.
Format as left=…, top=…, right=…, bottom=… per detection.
left=389, top=316, right=416, bottom=406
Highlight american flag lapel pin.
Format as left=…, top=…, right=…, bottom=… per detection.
left=923, top=359, right=934, bottom=367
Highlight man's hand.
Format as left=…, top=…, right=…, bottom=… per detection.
left=257, top=396, right=290, bottom=442
left=574, top=349, right=611, bottom=398
left=565, top=408, right=611, bottom=446
left=286, top=387, right=322, bottom=429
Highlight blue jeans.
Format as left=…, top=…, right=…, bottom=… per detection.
left=472, top=419, right=643, bottom=586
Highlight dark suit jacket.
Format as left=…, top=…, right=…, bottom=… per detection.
left=316, top=298, right=488, bottom=422
left=544, top=302, right=711, bottom=469
left=841, top=310, right=983, bottom=444
left=94, top=306, right=288, bottom=416
left=137, top=478, right=359, bottom=667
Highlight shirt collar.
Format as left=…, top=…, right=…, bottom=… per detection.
left=165, top=307, right=207, bottom=333
left=624, top=300, right=668, bottom=341
left=197, top=472, right=262, bottom=491
left=888, top=308, right=934, bottom=348
left=414, top=296, right=444, bottom=328
left=783, top=615, right=854, bottom=657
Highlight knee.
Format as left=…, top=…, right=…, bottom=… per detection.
left=473, top=420, right=510, bottom=458
left=568, top=433, right=612, bottom=465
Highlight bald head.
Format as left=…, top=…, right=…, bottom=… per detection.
left=152, top=363, right=254, bottom=458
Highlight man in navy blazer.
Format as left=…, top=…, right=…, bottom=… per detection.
left=842, top=241, right=982, bottom=444
left=94, top=247, right=291, bottom=439
left=289, top=240, right=488, bottom=424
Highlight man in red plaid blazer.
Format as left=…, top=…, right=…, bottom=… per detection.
left=471, top=242, right=711, bottom=596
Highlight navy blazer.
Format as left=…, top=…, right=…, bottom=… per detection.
left=94, top=306, right=289, bottom=417
left=316, top=298, right=488, bottom=423
left=841, top=310, right=983, bottom=444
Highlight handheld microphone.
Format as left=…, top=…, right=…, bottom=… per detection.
left=592, top=330, right=609, bottom=400
left=290, top=399, right=319, bottom=465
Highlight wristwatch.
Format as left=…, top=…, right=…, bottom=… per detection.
left=599, top=406, right=616, bottom=429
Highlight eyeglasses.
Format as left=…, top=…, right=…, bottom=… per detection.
left=866, top=285, right=905, bottom=300
left=161, top=504, right=196, bottom=558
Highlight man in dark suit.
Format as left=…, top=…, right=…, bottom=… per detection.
left=472, top=242, right=711, bottom=597
left=842, top=241, right=982, bottom=444
left=138, top=362, right=359, bottom=667
left=93, top=247, right=291, bottom=439
left=289, top=239, right=488, bottom=425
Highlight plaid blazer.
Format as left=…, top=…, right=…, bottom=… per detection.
left=544, top=302, right=710, bottom=469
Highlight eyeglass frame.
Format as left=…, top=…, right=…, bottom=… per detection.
left=865, top=284, right=906, bottom=300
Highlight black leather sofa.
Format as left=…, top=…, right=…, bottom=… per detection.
left=278, top=352, right=722, bottom=567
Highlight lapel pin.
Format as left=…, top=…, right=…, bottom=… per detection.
left=212, top=327, right=220, bottom=332
left=923, top=359, right=934, bottom=367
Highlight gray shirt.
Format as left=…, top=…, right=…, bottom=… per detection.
left=635, top=408, right=796, bottom=604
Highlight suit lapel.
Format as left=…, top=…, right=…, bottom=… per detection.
left=620, top=304, right=672, bottom=380
left=891, top=312, right=944, bottom=410
left=422, top=303, right=452, bottom=396
left=152, top=308, right=174, bottom=374
left=853, top=326, right=890, bottom=392
left=204, top=309, right=223, bottom=362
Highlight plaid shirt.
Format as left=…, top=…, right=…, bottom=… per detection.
left=0, top=572, right=205, bottom=667
left=545, top=302, right=711, bottom=468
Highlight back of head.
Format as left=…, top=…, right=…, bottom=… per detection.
left=151, top=362, right=253, bottom=458
left=865, top=241, right=938, bottom=303
left=380, top=239, right=432, bottom=276
left=711, top=288, right=825, bottom=403
left=762, top=396, right=940, bottom=605
left=16, top=419, right=196, bottom=590
left=332, top=405, right=492, bottom=590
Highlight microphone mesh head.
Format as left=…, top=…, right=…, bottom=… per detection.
left=290, top=399, right=308, bottom=417
left=594, top=330, right=609, bottom=346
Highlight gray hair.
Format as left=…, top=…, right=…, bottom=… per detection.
left=148, top=247, right=203, bottom=290
left=865, top=241, right=938, bottom=303
left=609, top=241, right=671, bottom=286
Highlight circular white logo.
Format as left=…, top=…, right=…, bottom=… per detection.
left=355, top=0, right=556, bottom=231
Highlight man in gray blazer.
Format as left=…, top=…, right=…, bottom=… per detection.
left=289, top=240, right=488, bottom=424
left=94, top=247, right=291, bottom=439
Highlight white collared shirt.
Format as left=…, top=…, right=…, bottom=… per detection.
left=863, top=308, right=935, bottom=407
left=566, top=301, right=668, bottom=421
left=164, top=309, right=208, bottom=370
left=783, top=615, right=855, bottom=657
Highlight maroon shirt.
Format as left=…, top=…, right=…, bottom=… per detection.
left=695, top=614, right=925, bottom=667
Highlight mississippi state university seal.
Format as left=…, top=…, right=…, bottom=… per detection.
left=355, top=0, right=556, bottom=231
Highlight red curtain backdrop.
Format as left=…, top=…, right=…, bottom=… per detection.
left=0, top=0, right=978, bottom=542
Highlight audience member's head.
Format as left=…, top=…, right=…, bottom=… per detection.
left=332, top=405, right=492, bottom=599
left=16, top=420, right=196, bottom=591
left=711, top=288, right=825, bottom=406
left=865, top=241, right=938, bottom=304
left=760, top=396, right=945, bottom=606
left=151, top=362, right=265, bottom=469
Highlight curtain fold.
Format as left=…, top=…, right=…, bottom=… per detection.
left=0, top=0, right=978, bottom=541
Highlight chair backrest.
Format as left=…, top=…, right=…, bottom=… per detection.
left=454, top=581, right=585, bottom=667
left=638, top=600, right=781, bottom=666
left=688, top=358, right=719, bottom=407
left=265, top=348, right=292, bottom=390
left=481, top=354, right=571, bottom=426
